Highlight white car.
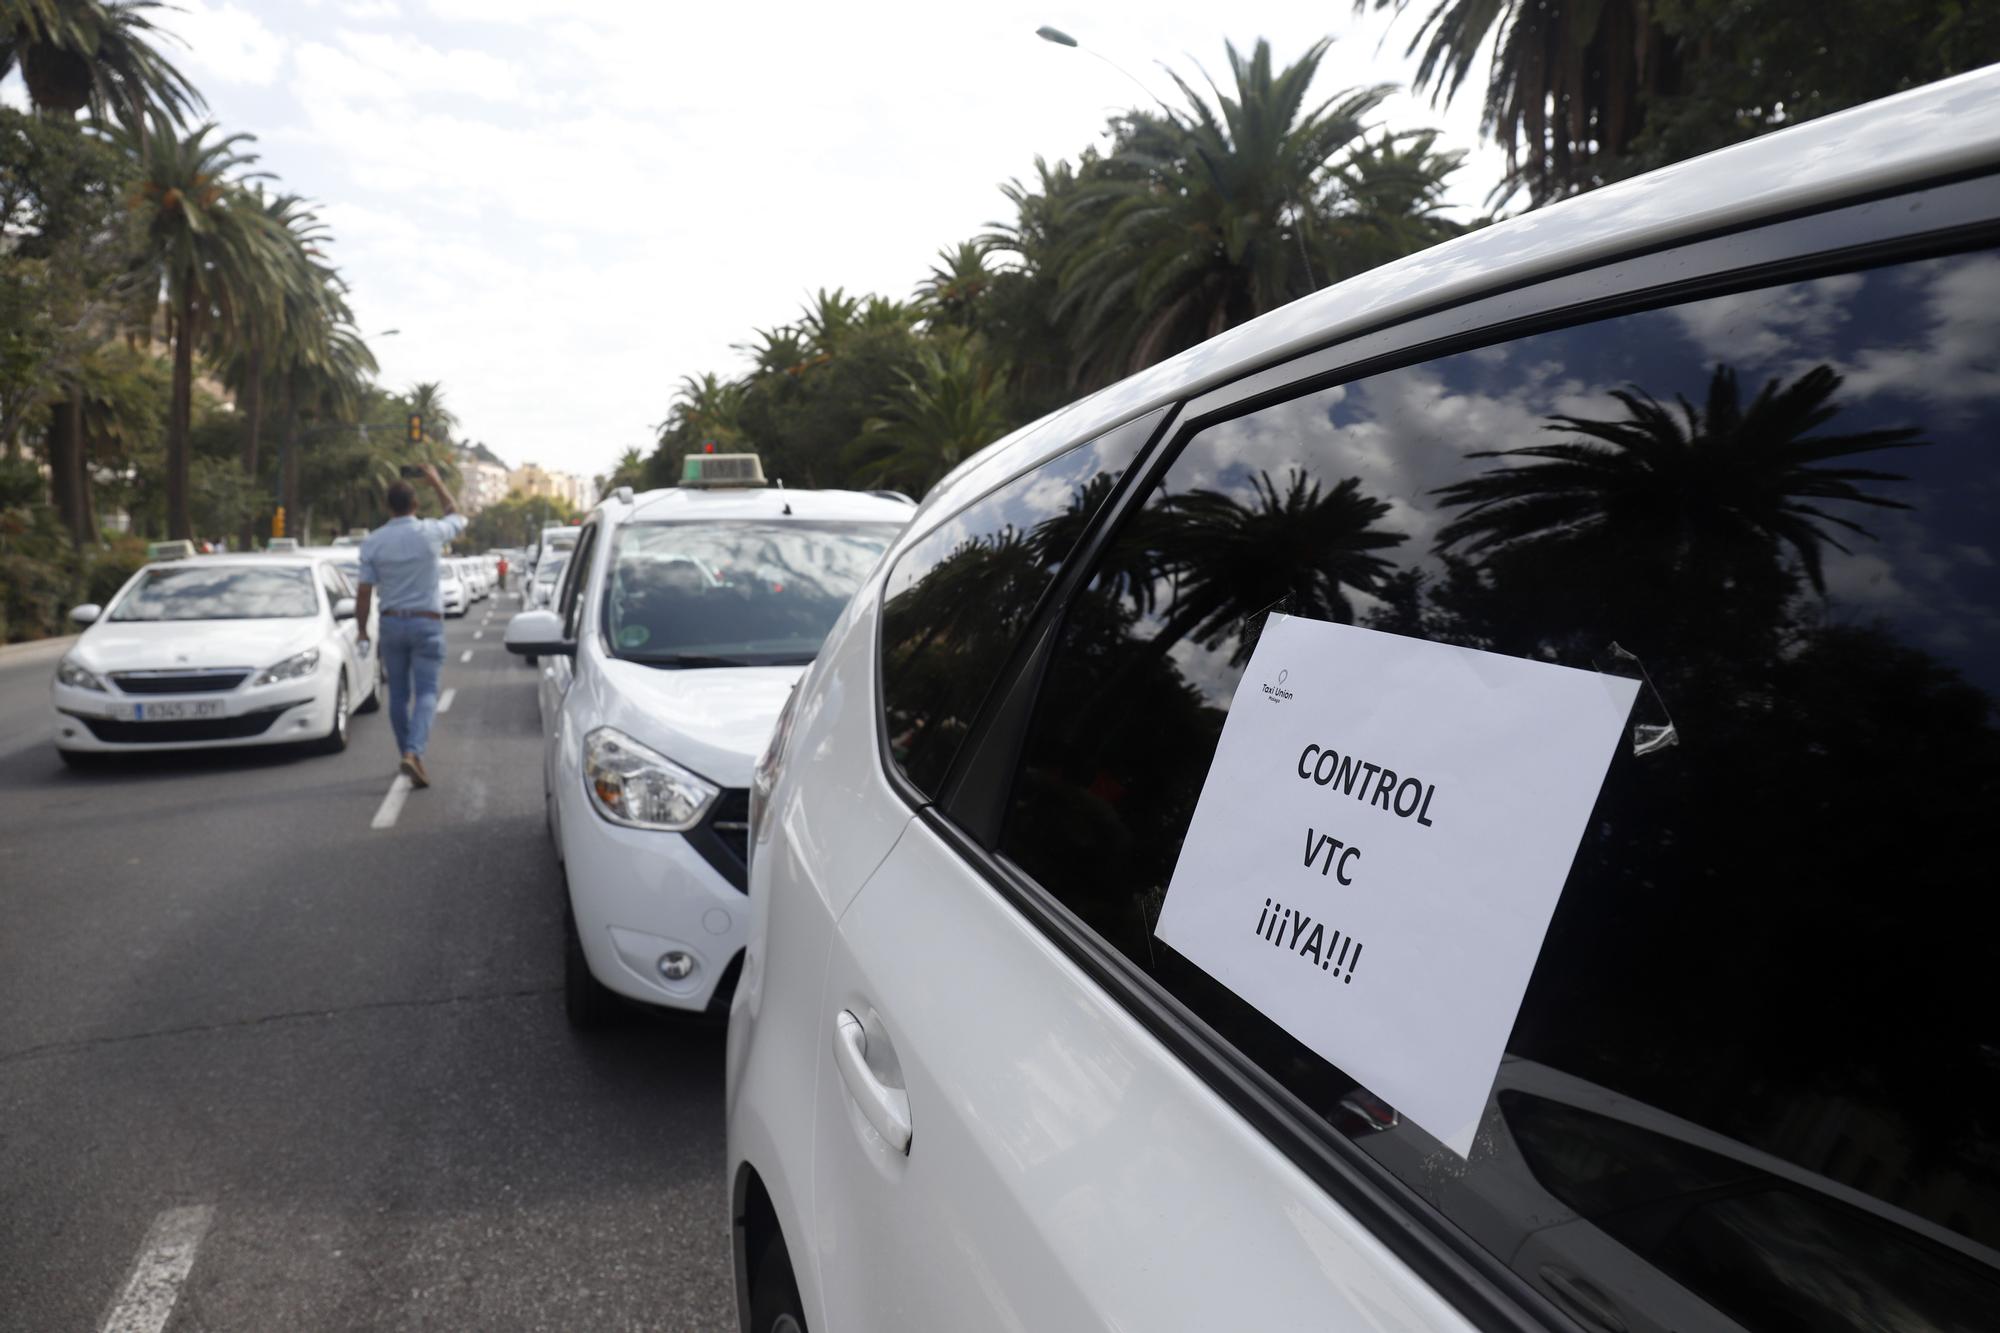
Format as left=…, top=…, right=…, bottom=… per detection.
left=526, top=554, right=567, bottom=610
left=440, top=561, right=470, bottom=617
left=504, top=478, right=908, bottom=1028
left=726, top=73, right=2000, bottom=1332
left=52, top=555, right=379, bottom=764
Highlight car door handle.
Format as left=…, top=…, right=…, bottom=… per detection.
left=832, top=1010, right=911, bottom=1154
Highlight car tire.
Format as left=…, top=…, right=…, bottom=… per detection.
left=562, top=903, right=621, bottom=1031
left=748, top=1233, right=808, bottom=1333
left=355, top=654, right=384, bottom=714
left=318, top=678, right=350, bottom=754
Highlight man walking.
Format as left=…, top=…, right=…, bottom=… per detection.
left=354, top=464, right=465, bottom=788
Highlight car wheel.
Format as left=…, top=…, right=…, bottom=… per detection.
left=748, top=1233, right=808, bottom=1333
left=355, top=653, right=384, bottom=713
left=318, top=678, right=350, bottom=754
left=562, top=903, right=620, bottom=1031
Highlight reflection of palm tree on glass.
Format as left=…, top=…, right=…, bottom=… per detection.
left=1154, top=468, right=1406, bottom=664
left=1432, top=364, right=1923, bottom=595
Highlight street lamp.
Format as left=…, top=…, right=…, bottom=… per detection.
left=1035, top=23, right=1320, bottom=290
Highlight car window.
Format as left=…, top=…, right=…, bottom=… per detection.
left=320, top=565, right=350, bottom=606
left=111, top=566, right=320, bottom=621
left=560, top=521, right=599, bottom=640
left=877, top=414, right=1156, bottom=798
left=604, top=520, right=899, bottom=667
left=998, top=250, right=2000, bottom=1322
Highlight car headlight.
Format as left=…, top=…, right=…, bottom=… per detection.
left=251, top=647, right=321, bottom=686
left=582, top=726, right=718, bottom=831
left=56, top=657, right=105, bottom=692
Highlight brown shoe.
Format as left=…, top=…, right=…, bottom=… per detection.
left=400, top=752, right=430, bottom=788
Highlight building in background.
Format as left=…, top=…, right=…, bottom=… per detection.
left=509, top=462, right=592, bottom=512
left=453, top=441, right=512, bottom=514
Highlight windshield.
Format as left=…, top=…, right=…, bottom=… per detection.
left=603, top=520, right=901, bottom=667
left=111, top=566, right=319, bottom=621
left=536, top=557, right=567, bottom=584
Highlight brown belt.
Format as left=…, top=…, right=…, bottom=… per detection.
left=381, top=608, right=443, bottom=620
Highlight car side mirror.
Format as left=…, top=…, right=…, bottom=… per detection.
left=333, top=597, right=357, bottom=621
left=504, top=608, right=574, bottom=658
left=69, top=603, right=101, bottom=626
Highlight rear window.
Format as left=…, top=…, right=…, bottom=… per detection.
left=1000, top=249, right=2000, bottom=1327
left=111, top=566, right=319, bottom=621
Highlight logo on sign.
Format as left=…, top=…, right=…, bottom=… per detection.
left=1262, top=668, right=1294, bottom=704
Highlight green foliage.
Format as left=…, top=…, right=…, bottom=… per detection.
left=0, top=0, right=204, bottom=129
left=847, top=336, right=1013, bottom=495
left=463, top=490, right=581, bottom=551
left=1369, top=0, right=2000, bottom=205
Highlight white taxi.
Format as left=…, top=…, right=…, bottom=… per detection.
left=504, top=461, right=909, bottom=1027
left=52, top=554, right=379, bottom=764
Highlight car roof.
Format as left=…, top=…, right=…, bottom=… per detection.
left=620, top=486, right=913, bottom=525
left=918, top=65, right=2000, bottom=528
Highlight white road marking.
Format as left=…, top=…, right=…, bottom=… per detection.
left=437, top=687, right=456, bottom=714
left=473, top=630, right=483, bottom=640
left=99, top=1204, right=213, bottom=1333
left=370, top=774, right=413, bottom=830
left=459, top=649, right=473, bottom=663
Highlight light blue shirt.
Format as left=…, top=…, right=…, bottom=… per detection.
left=357, top=512, right=468, bottom=613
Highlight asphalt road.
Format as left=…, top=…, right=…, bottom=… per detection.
left=0, top=595, right=735, bottom=1332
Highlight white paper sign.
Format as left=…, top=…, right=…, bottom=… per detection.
left=1155, top=614, right=1639, bottom=1156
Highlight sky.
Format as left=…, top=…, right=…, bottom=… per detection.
left=8, top=1, right=1504, bottom=485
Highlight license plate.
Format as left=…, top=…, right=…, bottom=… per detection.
left=116, top=700, right=227, bottom=722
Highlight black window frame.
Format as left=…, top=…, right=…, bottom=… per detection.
left=557, top=519, right=599, bottom=643
left=873, top=168, right=2000, bottom=1333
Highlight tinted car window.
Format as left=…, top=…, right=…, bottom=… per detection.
left=878, top=414, right=1156, bottom=798
left=1002, top=250, right=2000, bottom=1325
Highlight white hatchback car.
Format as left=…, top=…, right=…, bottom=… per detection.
left=52, top=554, right=379, bottom=763
left=726, top=73, right=2000, bottom=1333
left=505, top=480, right=909, bottom=1028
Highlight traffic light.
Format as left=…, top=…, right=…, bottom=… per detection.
left=272, top=506, right=286, bottom=538
left=408, top=413, right=423, bottom=444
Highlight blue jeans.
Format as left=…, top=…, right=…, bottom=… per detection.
left=381, top=616, right=446, bottom=758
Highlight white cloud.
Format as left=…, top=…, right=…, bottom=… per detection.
left=161, top=1, right=290, bottom=89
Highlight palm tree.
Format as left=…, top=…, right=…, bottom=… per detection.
left=1321, top=130, right=1464, bottom=278
left=846, top=337, right=1011, bottom=496
left=216, top=188, right=335, bottom=544
left=916, top=241, right=995, bottom=332
left=661, top=372, right=745, bottom=449
left=1432, top=364, right=1923, bottom=594
left=406, top=380, right=456, bottom=444
left=0, top=0, right=202, bottom=133
left=735, top=325, right=810, bottom=379
left=1050, top=39, right=1445, bottom=384
left=1362, top=0, right=1680, bottom=205
left=3, top=0, right=202, bottom=543
left=127, top=115, right=280, bottom=540
left=797, top=288, right=860, bottom=360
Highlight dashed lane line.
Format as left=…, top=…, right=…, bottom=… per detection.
left=473, top=630, right=483, bottom=640
left=437, top=687, right=456, bottom=714
left=99, top=1204, right=213, bottom=1333
left=459, top=649, right=473, bottom=663
left=370, top=774, right=413, bottom=830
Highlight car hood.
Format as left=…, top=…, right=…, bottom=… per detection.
left=597, top=658, right=804, bottom=789
left=72, top=619, right=322, bottom=673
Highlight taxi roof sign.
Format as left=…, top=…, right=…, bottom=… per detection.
left=679, top=452, right=767, bottom=488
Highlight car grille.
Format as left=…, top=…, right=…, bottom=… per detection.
left=687, top=788, right=750, bottom=893
left=112, top=669, right=250, bottom=695
left=77, top=705, right=289, bottom=744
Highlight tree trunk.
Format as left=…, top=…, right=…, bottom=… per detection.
left=280, top=379, right=301, bottom=527
left=46, top=395, right=87, bottom=548
left=78, top=428, right=99, bottom=540
left=167, top=285, right=196, bottom=541
left=238, top=338, right=265, bottom=550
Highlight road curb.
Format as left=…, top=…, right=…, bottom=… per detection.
left=0, top=635, right=75, bottom=665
